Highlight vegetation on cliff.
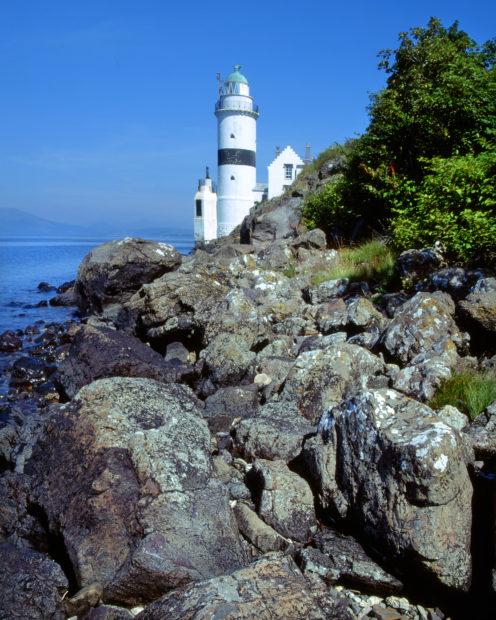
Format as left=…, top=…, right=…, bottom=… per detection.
left=303, top=17, right=496, bottom=263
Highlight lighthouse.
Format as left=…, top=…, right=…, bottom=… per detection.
left=215, top=65, right=259, bottom=237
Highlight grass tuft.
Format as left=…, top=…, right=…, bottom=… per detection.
left=430, top=370, right=496, bottom=420
left=311, top=239, right=396, bottom=289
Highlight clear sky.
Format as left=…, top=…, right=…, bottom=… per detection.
left=1, top=0, right=495, bottom=231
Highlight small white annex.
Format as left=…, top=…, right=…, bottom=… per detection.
left=267, top=146, right=305, bottom=199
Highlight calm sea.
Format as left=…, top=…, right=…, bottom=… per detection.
left=0, top=234, right=194, bottom=334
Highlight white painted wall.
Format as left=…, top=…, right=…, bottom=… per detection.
left=216, top=86, right=258, bottom=238
left=194, top=178, right=218, bottom=243
left=267, top=146, right=304, bottom=199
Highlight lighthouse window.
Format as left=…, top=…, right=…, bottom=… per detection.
left=231, top=175, right=235, bottom=180
left=284, top=164, right=293, bottom=180
left=195, top=199, right=202, bottom=217
left=230, top=133, right=235, bottom=138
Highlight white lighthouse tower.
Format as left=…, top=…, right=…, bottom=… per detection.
left=215, top=65, right=259, bottom=237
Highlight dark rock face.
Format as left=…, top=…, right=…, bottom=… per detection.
left=0, top=329, right=22, bottom=352
left=458, top=287, right=496, bottom=339
left=49, top=286, right=76, bottom=307
left=298, top=529, right=403, bottom=594
left=26, top=377, right=245, bottom=605
left=233, top=400, right=314, bottom=462
left=465, top=402, right=496, bottom=459
left=200, top=332, right=256, bottom=388
left=136, top=553, right=348, bottom=620
left=0, top=542, right=68, bottom=620
left=10, top=356, right=57, bottom=390
left=395, top=244, right=446, bottom=281
left=418, top=267, right=486, bottom=299
left=240, top=196, right=304, bottom=245
left=75, top=238, right=182, bottom=315
left=56, top=324, right=195, bottom=398
left=203, top=385, right=258, bottom=433
left=37, top=281, right=57, bottom=293
left=307, top=389, right=473, bottom=591
left=249, top=459, right=316, bottom=542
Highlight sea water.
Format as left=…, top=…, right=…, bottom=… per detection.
left=0, top=234, right=194, bottom=334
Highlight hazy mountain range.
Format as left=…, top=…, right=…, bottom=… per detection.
left=0, top=208, right=191, bottom=239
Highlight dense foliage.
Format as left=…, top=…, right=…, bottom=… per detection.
left=303, top=18, right=496, bottom=263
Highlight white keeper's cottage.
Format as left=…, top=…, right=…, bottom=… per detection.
left=194, top=65, right=310, bottom=243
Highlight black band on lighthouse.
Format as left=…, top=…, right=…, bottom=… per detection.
left=218, top=148, right=256, bottom=167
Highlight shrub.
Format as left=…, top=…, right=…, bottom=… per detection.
left=430, top=370, right=496, bottom=420
left=390, top=150, right=496, bottom=263
left=311, top=239, right=396, bottom=289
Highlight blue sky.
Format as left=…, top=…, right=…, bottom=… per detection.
left=1, top=1, right=495, bottom=231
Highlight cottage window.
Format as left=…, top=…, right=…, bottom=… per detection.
left=284, top=164, right=293, bottom=180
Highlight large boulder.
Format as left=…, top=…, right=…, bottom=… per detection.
left=280, top=342, right=387, bottom=422
left=382, top=292, right=467, bottom=364
left=248, top=459, right=316, bottom=542
left=233, top=400, right=314, bottom=462
left=203, top=385, right=258, bottom=433
left=395, top=243, right=445, bottom=281
left=56, top=324, right=194, bottom=398
left=458, top=286, right=496, bottom=339
left=117, top=265, right=230, bottom=346
left=26, top=378, right=245, bottom=605
left=0, top=542, right=68, bottom=619
left=199, top=332, right=256, bottom=388
left=240, top=195, right=304, bottom=245
left=297, top=528, right=403, bottom=594
left=75, top=238, right=181, bottom=314
left=305, top=389, right=473, bottom=591
left=136, top=553, right=349, bottom=620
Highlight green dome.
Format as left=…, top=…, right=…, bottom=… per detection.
left=225, top=64, right=248, bottom=85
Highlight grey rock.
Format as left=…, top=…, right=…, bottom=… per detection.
left=281, top=342, right=387, bottom=422
left=200, top=332, right=256, bottom=387
left=26, top=377, right=245, bottom=605
left=459, top=288, right=496, bottom=336
left=418, top=267, right=485, bottom=299
left=255, top=355, right=294, bottom=400
left=392, top=352, right=454, bottom=402
left=233, top=400, right=314, bottom=462
left=296, top=332, right=347, bottom=354
left=291, top=228, right=327, bottom=250
left=382, top=292, right=467, bottom=364
left=203, top=385, right=258, bottom=433
left=75, top=238, right=181, bottom=314
left=240, top=195, right=303, bottom=245
left=164, top=341, right=190, bottom=363
left=471, top=277, right=496, bottom=294
left=234, top=502, right=288, bottom=552
left=49, top=286, right=76, bottom=307
left=316, top=297, right=385, bottom=335
left=308, top=389, right=473, bottom=591
left=0, top=542, right=68, bottom=619
left=465, top=402, right=496, bottom=459
left=436, top=405, right=468, bottom=431
left=56, top=324, right=194, bottom=398
left=136, top=553, right=348, bottom=619
left=305, top=278, right=349, bottom=305
left=395, top=244, right=445, bottom=281
left=83, top=605, right=134, bottom=619
left=249, top=459, right=316, bottom=542
left=298, top=528, right=403, bottom=594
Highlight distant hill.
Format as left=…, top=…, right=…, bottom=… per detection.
left=0, top=208, right=192, bottom=240
left=0, top=208, right=88, bottom=237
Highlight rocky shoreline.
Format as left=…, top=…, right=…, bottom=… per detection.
left=1, top=177, right=496, bottom=619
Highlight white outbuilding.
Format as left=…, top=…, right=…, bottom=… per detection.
left=267, top=146, right=305, bottom=199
